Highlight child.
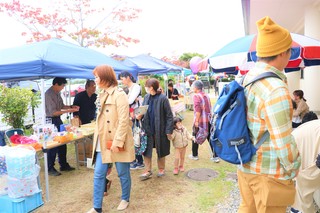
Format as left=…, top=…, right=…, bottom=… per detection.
left=169, top=117, right=194, bottom=175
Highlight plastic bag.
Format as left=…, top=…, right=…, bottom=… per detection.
left=133, top=122, right=141, bottom=147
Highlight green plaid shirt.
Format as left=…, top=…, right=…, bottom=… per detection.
left=239, top=62, right=301, bottom=180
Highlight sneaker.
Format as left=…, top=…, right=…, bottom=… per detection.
left=139, top=171, right=152, bottom=181
left=157, top=169, right=165, bottom=177
left=86, top=208, right=99, bottom=213
left=210, top=157, right=220, bottom=163
left=48, top=168, right=61, bottom=176
left=173, top=168, right=179, bottom=175
left=290, top=207, right=302, bottom=213
left=179, top=166, right=185, bottom=172
left=60, top=164, right=75, bottom=171
left=130, top=162, right=137, bottom=170
left=188, top=154, right=199, bottom=160
left=117, top=200, right=129, bottom=211
left=135, top=163, right=145, bottom=169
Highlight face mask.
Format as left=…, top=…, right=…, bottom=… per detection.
left=145, top=87, right=150, bottom=94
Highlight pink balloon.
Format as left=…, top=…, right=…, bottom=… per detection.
left=189, top=56, right=202, bottom=74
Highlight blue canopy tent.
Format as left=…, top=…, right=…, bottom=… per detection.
left=119, top=54, right=183, bottom=98
left=0, top=38, right=136, bottom=81
left=0, top=38, right=136, bottom=202
left=121, top=54, right=183, bottom=75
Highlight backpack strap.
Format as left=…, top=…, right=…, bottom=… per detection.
left=243, top=72, right=279, bottom=150
left=254, top=131, right=269, bottom=149
left=244, top=72, right=281, bottom=88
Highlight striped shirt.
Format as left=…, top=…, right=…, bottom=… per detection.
left=45, top=87, right=65, bottom=117
left=239, top=62, right=301, bottom=180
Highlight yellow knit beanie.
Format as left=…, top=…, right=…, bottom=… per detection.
left=256, top=16, right=292, bottom=57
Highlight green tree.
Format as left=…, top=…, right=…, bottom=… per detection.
left=0, top=85, right=40, bottom=129
left=179, top=52, right=206, bottom=62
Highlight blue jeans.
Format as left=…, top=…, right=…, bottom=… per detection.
left=93, top=152, right=131, bottom=209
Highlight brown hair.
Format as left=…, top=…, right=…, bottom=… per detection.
left=93, top=65, right=118, bottom=88
left=145, top=78, right=162, bottom=94
left=293, top=90, right=306, bottom=102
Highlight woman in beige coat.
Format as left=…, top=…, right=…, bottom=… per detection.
left=87, top=65, right=135, bottom=213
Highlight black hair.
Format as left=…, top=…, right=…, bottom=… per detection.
left=119, top=71, right=136, bottom=83
left=52, top=77, right=67, bottom=86
left=85, top=80, right=95, bottom=89
left=302, top=111, right=318, bottom=124
left=168, top=83, right=174, bottom=88
left=173, top=117, right=182, bottom=127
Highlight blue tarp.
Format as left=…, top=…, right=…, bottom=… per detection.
left=121, top=54, right=182, bottom=75
left=0, top=38, right=136, bottom=81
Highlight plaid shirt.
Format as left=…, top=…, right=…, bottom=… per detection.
left=193, top=91, right=211, bottom=129
left=239, top=62, right=301, bottom=180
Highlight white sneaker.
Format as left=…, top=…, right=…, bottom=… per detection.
left=86, top=208, right=99, bottom=213
left=210, top=157, right=220, bottom=163
left=117, top=200, right=129, bottom=211
left=188, top=154, right=199, bottom=160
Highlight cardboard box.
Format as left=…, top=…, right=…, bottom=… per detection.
left=77, top=139, right=93, bottom=166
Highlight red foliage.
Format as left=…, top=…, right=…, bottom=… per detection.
left=161, top=56, right=189, bottom=68
left=0, top=0, right=141, bottom=47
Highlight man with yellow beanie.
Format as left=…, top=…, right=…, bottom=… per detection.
left=238, top=16, right=301, bottom=212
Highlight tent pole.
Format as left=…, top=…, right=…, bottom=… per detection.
left=41, top=79, right=50, bottom=201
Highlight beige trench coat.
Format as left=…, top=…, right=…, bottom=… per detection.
left=91, top=86, right=135, bottom=164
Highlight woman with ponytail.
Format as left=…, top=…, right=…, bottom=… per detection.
left=292, top=90, right=309, bottom=128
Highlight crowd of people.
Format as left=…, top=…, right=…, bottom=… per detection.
left=42, top=16, right=320, bottom=213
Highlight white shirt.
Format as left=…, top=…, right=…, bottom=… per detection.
left=127, top=83, right=141, bottom=108
left=292, top=120, right=320, bottom=170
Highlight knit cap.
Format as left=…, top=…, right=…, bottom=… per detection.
left=256, top=16, right=292, bottom=57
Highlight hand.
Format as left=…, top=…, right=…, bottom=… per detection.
left=68, top=108, right=79, bottom=113
left=167, top=134, right=172, bottom=140
left=192, top=136, right=196, bottom=141
left=110, top=145, right=119, bottom=153
left=71, top=105, right=80, bottom=110
left=71, top=105, right=80, bottom=111
left=136, top=114, right=143, bottom=120
left=194, top=121, right=199, bottom=128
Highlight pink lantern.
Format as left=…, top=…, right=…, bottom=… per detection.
left=189, top=56, right=202, bottom=74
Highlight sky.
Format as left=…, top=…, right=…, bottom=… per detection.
left=0, top=0, right=245, bottom=58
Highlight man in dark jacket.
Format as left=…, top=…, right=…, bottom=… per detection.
left=73, top=80, right=97, bottom=125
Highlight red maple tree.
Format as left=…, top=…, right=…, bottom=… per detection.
left=0, top=0, right=141, bottom=47
left=161, top=55, right=189, bottom=68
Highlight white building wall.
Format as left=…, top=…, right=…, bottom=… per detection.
left=303, top=6, right=320, bottom=113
